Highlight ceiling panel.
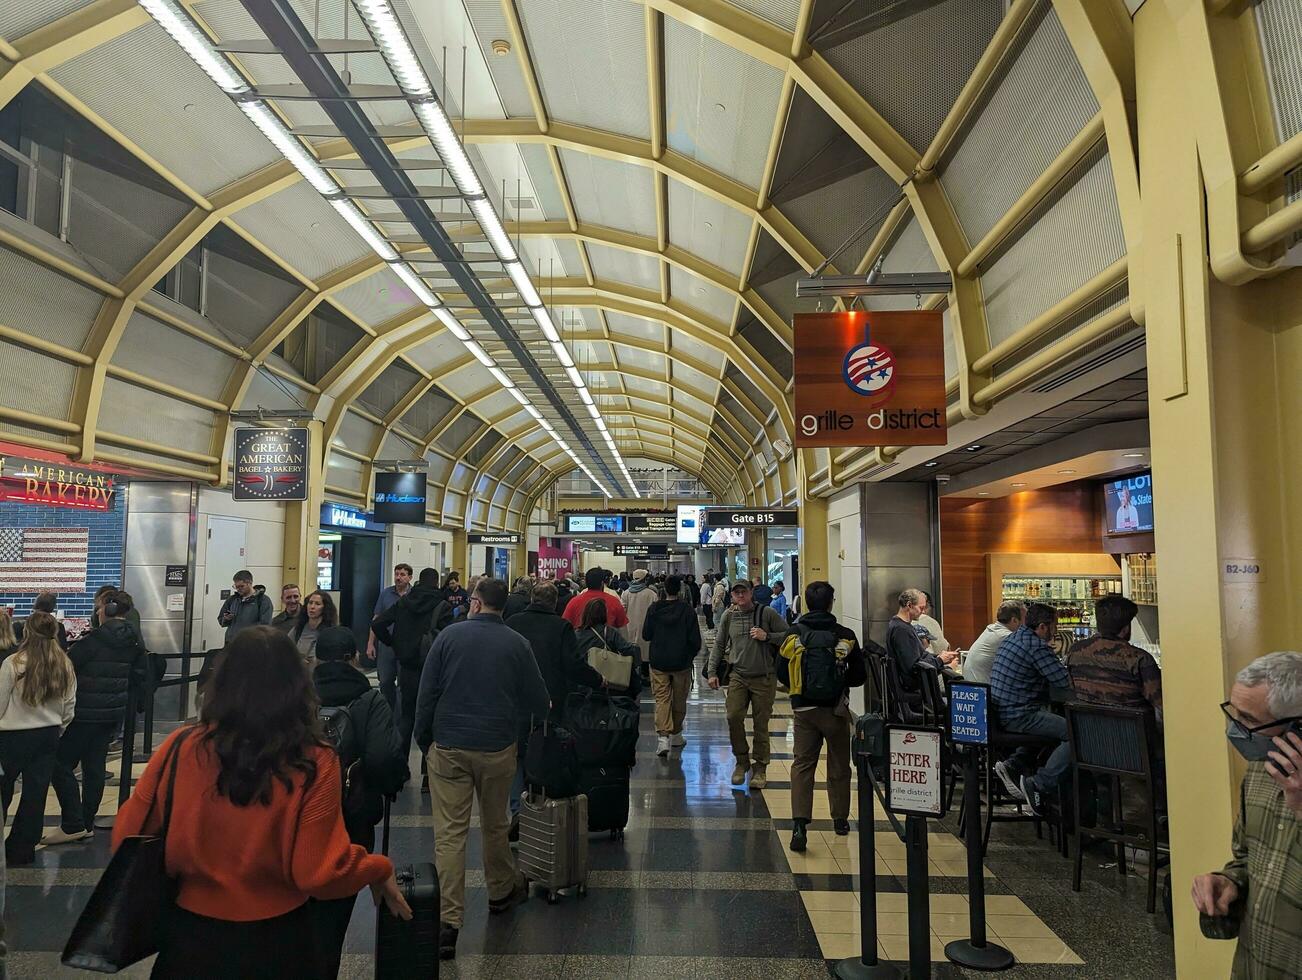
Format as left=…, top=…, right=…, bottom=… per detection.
left=332, top=268, right=427, bottom=328
left=585, top=242, right=661, bottom=292
left=606, top=311, right=663, bottom=343
left=667, top=178, right=753, bottom=278
left=232, top=182, right=371, bottom=282
left=664, top=18, right=785, bottom=189
left=670, top=267, right=736, bottom=325
left=618, top=346, right=667, bottom=374
left=559, top=151, right=658, bottom=237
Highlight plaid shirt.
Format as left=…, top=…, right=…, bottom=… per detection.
left=989, top=626, right=1068, bottom=725
left=1217, top=764, right=1301, bottom=979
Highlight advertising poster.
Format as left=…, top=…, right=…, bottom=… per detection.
left=794, top=310, right=947, bottom=448
left=537, top=538, right=574, bottom=579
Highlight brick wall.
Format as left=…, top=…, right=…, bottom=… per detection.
left=0, top=484, right=127, bottom=619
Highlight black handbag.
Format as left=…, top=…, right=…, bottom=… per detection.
left=564, top=690, right=640, bottom=767
left=524, top=720, right=581, bottom=799
left=62, top=727, right=192, bottom=973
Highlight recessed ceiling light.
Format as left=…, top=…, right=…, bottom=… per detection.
left=703, top=221, right=713, bottom=230
left=1056, top=469, right=1076, bottom=474
left=714, top=102, right=727, bottom=112
left=182, top=103, right=196, bottom=113
left=1011, top=482, right=1027, bottom=488
left=924, top=461, right=939, bottom=467
left=966, top=445, right=982, bottom=451
left=977, top=491, right=990, bottom=496
left=1122, top=453, right=1145, bottom=458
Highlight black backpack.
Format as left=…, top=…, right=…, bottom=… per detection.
left=320, top=702, right=367, bottom=817
left=795, top=623, right=847, bottom=702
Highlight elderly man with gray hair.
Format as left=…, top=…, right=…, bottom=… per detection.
left=1191, top=650, right=1301, bottom=979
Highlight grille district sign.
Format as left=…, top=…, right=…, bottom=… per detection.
left=793, top=311, right=947, bottom=448
left=233, top=428, right=309, bottom=501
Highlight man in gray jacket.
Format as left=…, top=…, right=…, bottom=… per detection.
left=414, top=577, right=549, bottom=960
left=707, top=581, right=789, bottom=789
left=216, top=570, right=273, bottom=645
left=621, top=569, right=658, bottom=663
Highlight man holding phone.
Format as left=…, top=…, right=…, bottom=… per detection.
left=1191, top=651, right=1301, bottom=978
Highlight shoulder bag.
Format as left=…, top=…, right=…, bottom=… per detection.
left=62, top=727, right=193, bottom=972
left=585, top=628, right=633, bottom=691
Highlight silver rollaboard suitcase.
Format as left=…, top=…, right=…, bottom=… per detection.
left=517, top=792, right=589, bottom=904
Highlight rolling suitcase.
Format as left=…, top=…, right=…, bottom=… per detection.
left=579, top=764, right=631, bottom=839
left=563, top=691, right=640, bottom=769
left=517, top=792, right=589, bottom=905
left=375, top=798, right=440, bottom=979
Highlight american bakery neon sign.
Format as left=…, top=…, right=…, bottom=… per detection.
left=0, top=457, right=116, bottom=511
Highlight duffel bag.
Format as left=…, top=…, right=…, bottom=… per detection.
left=563, top=690, right=640, bottom=768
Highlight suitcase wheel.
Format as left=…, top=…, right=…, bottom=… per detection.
left=545, top=889, right=559, bottom=905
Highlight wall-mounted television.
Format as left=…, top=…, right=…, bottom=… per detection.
left=700, top=525, right=746, bottom=547
left=1103, top=472, right=1154, bottom=535
left=676, top=505, right=747, bottom=546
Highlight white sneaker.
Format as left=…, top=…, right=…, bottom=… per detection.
left=994, top=761, right=1025, bottom=801
left=656, top=736, right=670, bottom=757
left=670, top=734, right=687, bottom=748
left=40, top=828, right=93, bottom=846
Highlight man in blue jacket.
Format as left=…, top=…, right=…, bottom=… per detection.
left=414, top=577, right=549, bottom=961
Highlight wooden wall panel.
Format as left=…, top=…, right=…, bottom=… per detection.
left=939, top=484, right=1112, bottom=646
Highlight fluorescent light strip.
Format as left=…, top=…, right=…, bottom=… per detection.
left=532, top=308, right=561, bottom=343
left=433, top=306, right=471, bottom=341
left=330, top=200, right=398, bottom=261
left=351, top=0, right=432, bottom=96
left=505, top=261, right=542, bottom=308
left=564, top=366, right=584, bottom=388
left=577, top=387, right=594, bottom=406
left=549, top=341, right=575, bottom=368
left=468, top=197, right=517, bottom=263
left=487, top=366, right=514, bottom=388
left=464, top=341, right=495, bottom=367
left=508, top=387, right=530, bottom=406
left=392, top=262, right=438, bottom=306
left=410, top=99, right=484, bottom=199
left=238, top=101, right=338, bottom=196
left=584, top=402, right=600, bottom=419
left=139, top=0, right=249, bottom=94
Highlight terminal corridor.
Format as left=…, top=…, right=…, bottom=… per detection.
left=6, top=634, right=1173, bottom=978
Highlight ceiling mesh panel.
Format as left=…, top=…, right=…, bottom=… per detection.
left=337, top=410, right=381, bottom=454
left=666, top=178, right=753, bottom=278
left=606, top=312, right=662, bottom=343
left=518, top=0, right=650, bottom=139
left=779, top=166, right=900, bottom=269
left=332, top=267, right=420, bottom=327
left=881, top=217, right=941, bottom=273
left=0, top=0, right=87, bottom=39
left=358, top=360, right=423, bottom=419
left=233, top=183, right=371, bottom=283
left=49, top=23, right=282, bottom=197
left=585, top=242, right=661, bottom=292
left=436, top=414, right=482, bottom=455
left=818, top=0, right=1003, bottom=154
left=325, top=450, right=364, bottom=492
left=1, top=340, right=75, bottom=422
left=739, top=319, right=793, bottom=378
left=670, top=267, right=735, bottom=325
left=663, top=18, right=785, bottom=189
left=515, top=143, right=570, bottom=223
left=459, top=1, right=537, bottom=117
left=111, top=312, right=236, bottom=402
left=0, top=242, right=102, bottom=349
left=204, top=245, right=304, bottom=349
left=941, top=5, right=1100, bottom=244
left=101, top=377, right=215, bottom=452
left=559, top=151, right=657, bottom=237
left=400, top=386, right=457, bottom=440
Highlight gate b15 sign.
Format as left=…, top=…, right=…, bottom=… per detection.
left=793, top=311, right=947, bottom=448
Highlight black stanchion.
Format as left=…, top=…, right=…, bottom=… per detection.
left=945, top=745, right=1014, bottom=969
left=833, top=751, right=901, bottom=980
left=135, top=680, right=155, bottom=763
left=94, top=688, right=137, bottom=831
left=904, top=815, right=931, bottom=979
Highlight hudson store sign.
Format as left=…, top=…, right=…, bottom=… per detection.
left=233, top=428, right=309, bottom=501
left=0, top=456, right=116, bottom=511
left=793, top=311, right=947, bottom=448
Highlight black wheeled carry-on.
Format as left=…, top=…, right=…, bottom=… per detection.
left=579, top=764, right=631, bottom=839
left=375, top=798, right=439, bottom=979
left=517, top=792, right=589, bottom=904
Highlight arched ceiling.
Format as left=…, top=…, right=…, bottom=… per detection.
left=0, top=0, right=1158, bottom=533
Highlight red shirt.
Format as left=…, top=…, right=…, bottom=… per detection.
left=112, top=727, right=392, bottom=922
left=562, top=589, right=628, bottom=631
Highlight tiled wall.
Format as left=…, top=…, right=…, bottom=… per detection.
left=0, top=487, right=127, bottom=619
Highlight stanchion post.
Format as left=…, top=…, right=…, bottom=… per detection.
left=833, top=748, right=902, bottom=980
left=904, top=815, right=931, bottom=979
left=95, top=687, right=137, bottom=831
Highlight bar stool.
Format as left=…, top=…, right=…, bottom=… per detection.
left=980, top=722, right=1064, bottom=857
left=1066, top=703, right=1168, bottom=912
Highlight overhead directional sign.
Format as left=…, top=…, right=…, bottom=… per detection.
left=702, top=508, right=798, bottom=528
left=468, top=532, right=520, bottom=545
left=614, top=543, right=669, bottom=558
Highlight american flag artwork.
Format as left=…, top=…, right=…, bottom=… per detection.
left=843, top=341, right=897, bottom=396
left=0, top=527, right=89, bottom=592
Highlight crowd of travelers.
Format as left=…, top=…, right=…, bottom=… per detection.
left=0, top=557, right=1294, bottom=978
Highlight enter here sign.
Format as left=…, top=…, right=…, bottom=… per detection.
left=886, top=727, right=943, bottom=817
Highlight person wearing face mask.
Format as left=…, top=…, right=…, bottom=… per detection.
left=1191, top=651, right=1301, bottom=978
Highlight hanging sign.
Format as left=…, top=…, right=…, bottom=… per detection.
left=885, top=725, right=945, bottom=817
left=626, top=514, right=677, bottom=535
left=233, top=427, right=309, bottom=501
left=702, top=508, right=798, bottom=528
left=0, top=456, right=116, bottom=511
left=793, top=311, right=947, bottom=448
left=614, top=543, right=669, bottom=558
left=373, top=471, right=427, bottom=524
left=469, top=532, right=521, bottom=545
left=537, top=538, right=574, bottom=578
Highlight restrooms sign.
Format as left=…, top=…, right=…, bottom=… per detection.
left=793, top=311, right=947, bottom=448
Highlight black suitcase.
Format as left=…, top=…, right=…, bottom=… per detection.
left=579, top=764, right=630, bottom=839
left=375, top=799, right=439, bottom=979
left=563, top=691, right=639, bottom=769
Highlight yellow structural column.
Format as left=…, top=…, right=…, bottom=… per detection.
left=1136, top=4, right=1302, bottom=976
left=796, top=454, right=829, bottom=588
left=281, top=420, right=325, bottom=594
left=747, top=527, right=767, bottom=585
left=450, top=529, right=468, bottom=578
left=511, top=539, right=529, bottom=581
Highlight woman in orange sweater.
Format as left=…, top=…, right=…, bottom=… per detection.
left=113, top=627, right=410, bottom=978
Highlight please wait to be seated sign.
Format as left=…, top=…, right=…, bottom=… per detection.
left=949, top=682, right=989, bottom=745
left=885, top=726, right=944, bottom=817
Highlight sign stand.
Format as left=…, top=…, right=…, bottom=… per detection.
left=834, top=727, right=901, bottom=980
left=944, top=680, right=1014, bottom=970
left=904, top=815, right=932, bottom=979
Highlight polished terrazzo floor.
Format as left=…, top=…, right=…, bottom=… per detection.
left=4, top=620, right=1176, bottom=978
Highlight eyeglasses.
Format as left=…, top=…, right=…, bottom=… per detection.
left=1220, top=701, right=1301, bottom=736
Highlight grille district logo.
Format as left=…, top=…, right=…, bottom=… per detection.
left=842, top=341, right=897, bottom=399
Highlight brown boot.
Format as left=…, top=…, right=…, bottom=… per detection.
left=750, top=764, right=768, bottom=790
left=730, top=758, right=749, bottom=785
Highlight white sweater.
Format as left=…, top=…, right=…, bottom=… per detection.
left=0, top=655, right=77, bottom=732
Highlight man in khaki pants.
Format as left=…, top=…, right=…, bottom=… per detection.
left=415, top=578, right=550, bottom=961
left=641, top=576, right=702, bottom=756
left=707, top=582, right=790, bottom=788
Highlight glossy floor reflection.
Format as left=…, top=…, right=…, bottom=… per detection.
left=4, top=618, right=1175, bottom=978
